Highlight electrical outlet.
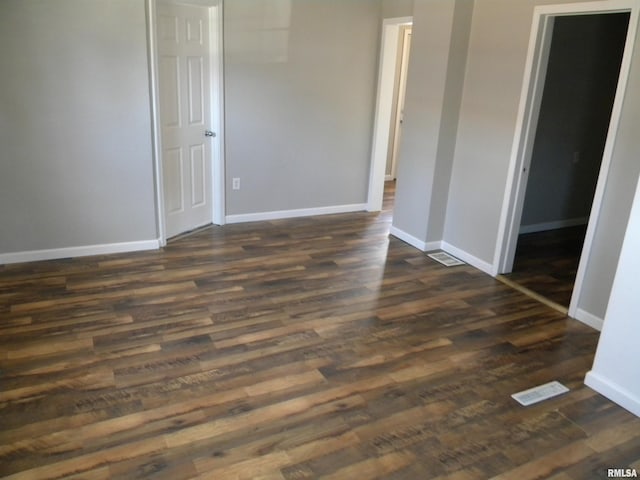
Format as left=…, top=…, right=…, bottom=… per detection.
left=572, top=151, right=581, bottom=164
left=232, top=177, right=240, bottom=190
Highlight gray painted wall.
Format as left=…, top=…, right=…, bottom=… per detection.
left=382, top=0, right=414, bottom=19
left=521, top=13, right=628, bottom=228
left=579, top=15, right=640, bottom=320
left=223, top=0, right=381, bottom=216
left=588, top=172, right=640, bottom=416
left=438, top=0, right=640, bottom=321
left=0, top=0, right=157, bottom=254
left=2, top=0, right=639, bottom=327
left=392, top=0, right=471, bottom=245
left=443, top=0, right=545, bottom=262
left=426, top=0, right=474, bottom=242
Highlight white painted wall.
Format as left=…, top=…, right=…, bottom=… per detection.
left=586, top=174, right=640, bottom=417
left=0, top=0, right=158, bottom=258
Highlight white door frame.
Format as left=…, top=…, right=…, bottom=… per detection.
left=492, top=0, right=639, bottom=319
left=147, top=0, right=225, bottom=246
left=367, top=16, right=413, bottom=212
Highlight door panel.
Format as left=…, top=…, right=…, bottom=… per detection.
left=165, top=148, right=183, bottom=214
left=190, top=145, right=206, bottom=207
left=186, top=17, right=203, bottom=44
left=158, top=3, right=212, bottom=238
left=159, top=56, right=181, bottom=127
left=187, top=57, right=204, bottom=125
left=158, top=13, right=178, bottom=42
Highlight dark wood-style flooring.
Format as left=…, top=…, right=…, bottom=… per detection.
left=507, top=226, right=587, bottom=308
left=1, top=182, right=639, bottom=479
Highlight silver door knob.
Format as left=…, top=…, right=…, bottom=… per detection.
left=205, top=130, right=216, bottom=137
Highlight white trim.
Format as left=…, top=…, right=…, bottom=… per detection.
left=519, top=217, right=588, bottom=234
left=0, top=240, right=160, bottom=266
left=147, top=0, right=167, bottom=247
left=585, top=370, right=640, bottom=418
left=491, top=1, right=640, bottom=323
left=531, top=0, right=639, bottom=16
left=367, top=16, right=413, bottom=212
left=492, top=9, right=554, bottom=276
left=573, top=308, right=604, bottom=331
left=225, top=204, right=367, bottom=224
left=209, top=3, right=226, bottom=226
left=423, top=241, right=443, bottom=252
left=441, top=242, right=493, bottom=275
left=385, top=174, right=395, bottom=182
left=389, top=226, right=438, bottom=251
left=386, top=231, right=494, bottom=274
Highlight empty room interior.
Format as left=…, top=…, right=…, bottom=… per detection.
left=1, top=0, right=640, bottom=479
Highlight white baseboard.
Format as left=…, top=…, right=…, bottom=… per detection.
left=519, top=217, right=589, bottom=234
left=385, top=174, right=395, bottom=181
left=573, top=308, right=604, bottom=331
left=422, top=240, right=442, bottom=251
left=440, top=241, right=494, bottom=275
left=0, top=239, right=160, bottom=265
left=585, top=370, right=640, bottom=418
left=225, top=203, right=367, bottom=224
left=389, top=226, right=440, bottom=251
left=387, top=231, right=494, bottom=275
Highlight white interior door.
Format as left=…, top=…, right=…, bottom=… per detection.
left=390, top=27, right=412, bottom=180
left=158, top=3, right=213, bottom=238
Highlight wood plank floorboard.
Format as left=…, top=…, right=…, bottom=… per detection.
left=1, top=182, right=638, bottom=479
left=506, top=226, right=587, bottom=308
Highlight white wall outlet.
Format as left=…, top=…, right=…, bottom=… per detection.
left=572, top=151, right=581, bottom=164
left=232, top=177, right=240, bottom=190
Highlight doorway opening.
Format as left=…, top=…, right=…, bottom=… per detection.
left=504, top=12, right=629, bottom=312
left=493, top=1, right=639, bottom=324
left=147, top=0, right=225, bottom=245
left=367, top=16, right=413, bottom=214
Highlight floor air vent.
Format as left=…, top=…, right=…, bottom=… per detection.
left=511, top=381, right=569, bottom=406
left=427, top=251, right=465, bottom=267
